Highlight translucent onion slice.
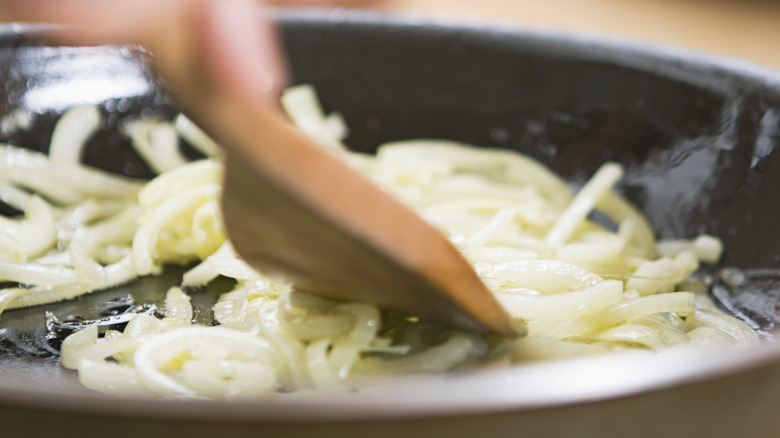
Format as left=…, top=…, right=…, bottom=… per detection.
left=6, top=256, right=136, bottom=310
left=555, top=233, right=627, bottom=265
left=164, top=287, right=193, bottom=323
left=0, top=145, right=142, bottom=201
left=68, top=206, right=139, bottom=285
left=597, top=192, right=657, bottom=258
left=69, top=243, right=107, bottom=286
left=316, top=303, right=382, bottom=380
left=255, top=300, right=311, bottom=390
left=588, top=324, right=669, bottom=349
left=496, top=279, right=623, bottom=319
left=7, top=284, right=90, bottom=309
left=306, top=338, right=343, bottom=389
left=281, top=84, right=347, bottom=151
left=181, top=359, right=276, bottom=400
left=326, top=343, right=361, bottom=379
left=124, top=119, right=188, bottom=174
left=63, top=328, right=140, bottom=372
left=182, top=242, right=235, bottom=286
left=577, top=292, right=696, bottom=334
left=48, top=104, right=101, bottom=164
left=0, top=182, right=32, bottom=211
left=545, top=162, right=624, bottom=246
left=175, top=114, right=222, bottom=158
left=0, top=233, right=26, bottom=262
left=77, top=359, right=154, bottom=397
left=0, top=196, right=57, bottom=258
left=0, top=288, right=24, bottom=314
left=360, top=336, right=479, bottom=374
left=689, top=309, right=759, bottom=348
left=277, top=292, right=354, bottom=341
left=631, top=315, right=691, bottom=346
left=510, top=336, right=604, bottom=361
left=0, top=166, right=83, bottom=204
left=686, top=327, right=738, bottom=347
left=467, top=208, right=519, bottom=247
left=132, top=184, right=221, bottom=275
left=627, top=256, right=689, bottom=296
left=490, top=259, right=602, bottom=293
left=60, top=325, right=99, bottom=369
left=189, top=200, right=225, bottom=258
left=137, top=160, right=222, bottom=210
left=657, top=234, right=723, bottom=264
left=0, top=260, right=79, bottom=286
left=133, top=327, right=280, bottom=398
left=376, top=140, right=574, bottom=208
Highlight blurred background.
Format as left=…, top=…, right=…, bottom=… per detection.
left=363, top=0, right=780, bottom=69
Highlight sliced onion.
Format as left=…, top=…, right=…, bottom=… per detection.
left=133, top=327, right=279, bottom=398
left=545, top=162, right=623, bottom=246
left=132, top=184, right=220, bottom=275
left=0, top=196, right=56, bottom=258
left=175, top=114, right=222, bottom=158
left=48, top=104, right=101, bottom=164
left=491, top=259, right=601, bottom=293
left=497, top=280, right=623, bottom=319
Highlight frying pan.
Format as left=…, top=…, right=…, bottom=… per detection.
left=1, top=9, right=779, bottom=438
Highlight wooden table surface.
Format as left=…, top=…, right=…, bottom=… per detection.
left=369, top=0, right=780, bottom=70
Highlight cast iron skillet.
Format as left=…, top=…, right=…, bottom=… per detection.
left=1, top=9, right=780, bottom=438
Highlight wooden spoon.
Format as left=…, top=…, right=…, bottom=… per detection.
left=220, top=112, right=521, bottom=336
left=142, top=5, right=522, bottom=337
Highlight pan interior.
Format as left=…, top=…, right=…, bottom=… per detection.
left=0, top=14, right=779, bottom=413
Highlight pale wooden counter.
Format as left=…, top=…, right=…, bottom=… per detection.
left=373, top=0, right=780, bottom=69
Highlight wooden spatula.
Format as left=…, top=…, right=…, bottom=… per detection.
left=142, top=4, right=521, bottom=337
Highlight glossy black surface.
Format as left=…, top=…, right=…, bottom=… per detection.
left=279, top=20, right=780, bottom=269
left=0, top=13, right=779, bottom=395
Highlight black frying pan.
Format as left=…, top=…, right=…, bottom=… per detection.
left=0, top=10, right=779, bottom=438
